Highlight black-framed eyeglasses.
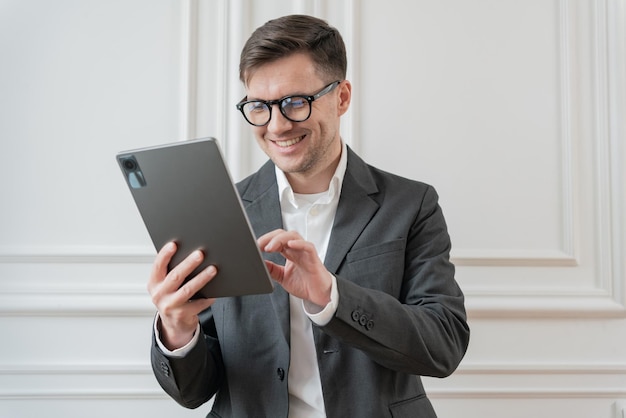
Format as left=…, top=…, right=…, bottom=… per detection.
left=236, top=80, right=341, bottom=127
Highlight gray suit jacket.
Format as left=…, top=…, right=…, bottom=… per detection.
left=151, top=147, right=470, bottom=418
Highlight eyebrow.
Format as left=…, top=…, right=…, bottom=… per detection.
left=245, top=88, right=315, bottom=102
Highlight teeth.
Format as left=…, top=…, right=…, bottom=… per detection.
left=275, top=135, right=304, bottom=147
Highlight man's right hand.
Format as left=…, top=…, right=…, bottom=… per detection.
left=147, top=242, right=216, bottom=350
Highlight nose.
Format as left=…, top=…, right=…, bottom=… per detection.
left=266, top=104, right=294, bottom=134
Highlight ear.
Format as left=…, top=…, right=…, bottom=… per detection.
left=336, top=80, right=352, bottom=117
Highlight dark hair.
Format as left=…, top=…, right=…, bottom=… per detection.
left=239, top=14, right=347, bottom=85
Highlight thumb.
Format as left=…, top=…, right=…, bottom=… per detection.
left=264, top=260, right=285, bottom=283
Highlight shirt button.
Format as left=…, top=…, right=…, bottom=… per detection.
left=277, top=368, right=285, bottom=381
left=310, top=206, right=319, bottom=216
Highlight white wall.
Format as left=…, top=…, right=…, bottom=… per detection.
left=1, top=1, right=624, bottom=417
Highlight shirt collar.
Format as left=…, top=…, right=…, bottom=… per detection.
left=276, top=140, right=348, bottom=208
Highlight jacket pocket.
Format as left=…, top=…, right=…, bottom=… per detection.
left=344, top=239, right=405, bottom=296
left=345, top=238, right=405, bottom=263
left=389, top=394, right=437, bottom=418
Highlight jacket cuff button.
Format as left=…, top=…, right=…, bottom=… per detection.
left=351, top=310, right=361, bottom=322
left=159, top=361, right=170, bottom=377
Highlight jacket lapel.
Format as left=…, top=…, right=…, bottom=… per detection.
left=324, top=148, right=380, bottom=274
left=239, top=161, right=290, bottom=345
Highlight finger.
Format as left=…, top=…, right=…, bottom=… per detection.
left=186, top=296, right=215, bottom=314
left=173, top=265, right=218, bottom=303
left=148, top=242, right=177, bottom=292
left=260, top=230, right=302, bottom=252
left=283, top=239, right=314, bottom=252
left=257, top=229, right=285, bottom=250
left=161, top=249, right=205, bottom=294
left=277, top=239, right=316, bottom=261
left=263, top=260, right=284, bottom=282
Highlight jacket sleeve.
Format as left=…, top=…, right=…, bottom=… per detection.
left=150, top=309, right=224, bottom=409
left=322, top=185, right=470, bottom=377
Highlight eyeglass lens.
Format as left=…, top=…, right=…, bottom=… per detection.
left=242, top=96, right=310, bottom=126
left=238, top=81, right=340, bottom=127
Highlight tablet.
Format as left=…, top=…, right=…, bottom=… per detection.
left=116, top=137, right=274, bottom=298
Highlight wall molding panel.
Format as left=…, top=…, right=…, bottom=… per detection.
left=457, top=0, right=626, bottom=318
left=424, top=362, right=626, bottom=399
left=2, top=362, right=624, bottom=401
left=0, top=245, right=153, bottom=264
left=0, top=290, right=153, bottom=317
left=0, top=364, right=163, bottom=400
left=0, top=245, right=154, bottom=316
left=451, top=249, right=578, bottom=267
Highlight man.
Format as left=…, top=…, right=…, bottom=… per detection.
left=149, top=14, right=469, bottom=418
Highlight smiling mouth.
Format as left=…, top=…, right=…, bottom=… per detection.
left=274, top=135, right=305, bottom=148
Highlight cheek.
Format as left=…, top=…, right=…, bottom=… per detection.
left=312, top=106, right=337, bottom=132
left=252, top=127, right=267, bottom=143
left=318, top=112, right=339, bottom=138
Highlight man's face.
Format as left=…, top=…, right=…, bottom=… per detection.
left=244, top=53, right=350, bottom=188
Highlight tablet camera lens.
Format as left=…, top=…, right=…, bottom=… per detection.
left=123, top=158, right=137, bottom=171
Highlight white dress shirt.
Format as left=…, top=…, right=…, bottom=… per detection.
left=276, top=140, right=346, bottom=417
left=156, top=141, right=347, bottom=418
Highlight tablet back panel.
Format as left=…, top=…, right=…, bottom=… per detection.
left=116, top=138, right=273, bottom=298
